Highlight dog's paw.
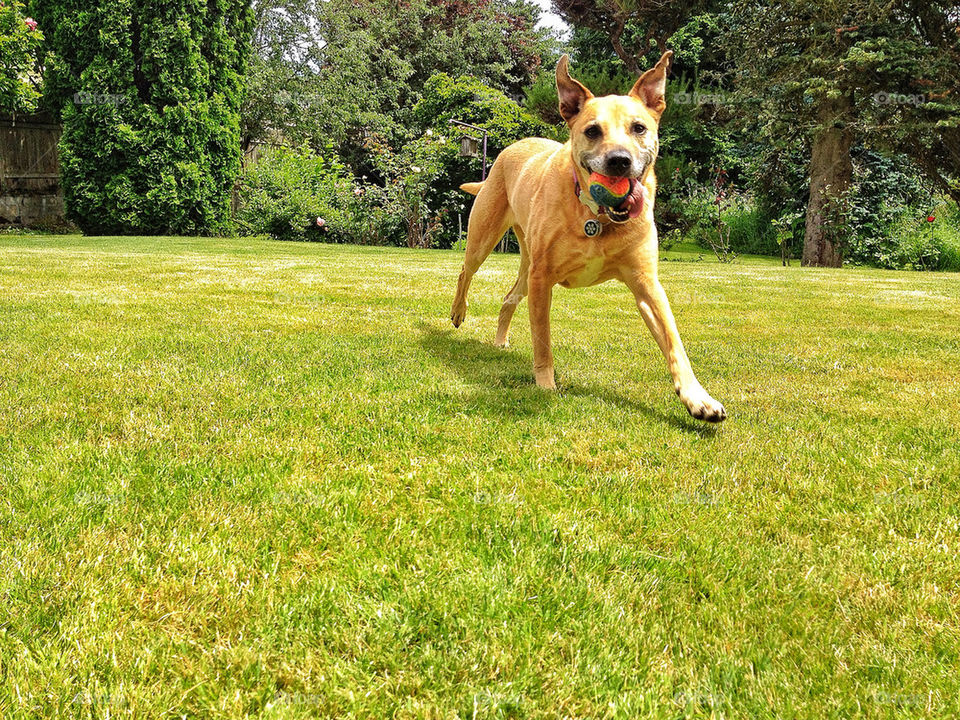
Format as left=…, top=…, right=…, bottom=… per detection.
left=679, top=386, right=726, bottom=423
left=534, top=368, right=557, bottom=390
left=450, top=300, right=467, bottom=328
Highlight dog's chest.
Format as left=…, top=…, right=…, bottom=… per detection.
left=557, top=242, right=618, bottom=288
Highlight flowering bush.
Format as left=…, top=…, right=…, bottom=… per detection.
left=362, top=131, right=451, bottom=248
left=850, top=203, right=960, bottom=271
left=235, top=145, right=358, bottom=242
left=0, top=0, right=43, bottom=112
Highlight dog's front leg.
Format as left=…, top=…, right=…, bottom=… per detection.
left=625, top=272, right=726, bottom=422
left=528, top=272, right=556, bottom=389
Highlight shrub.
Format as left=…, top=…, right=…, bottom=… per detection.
left=723, top=203, right=779, bottom=256
left=0, top=0, right=43, bottom=113
left=404, top=73, right=557, bottom=248
left=668, top=174, right=778, bottom=257
left=38, top=1, right=252, bottom=235
left=236, top=145, right=364, bottom=243
left=878, top=209, right=960, bottom=271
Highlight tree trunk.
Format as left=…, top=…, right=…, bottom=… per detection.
left=802, top=98, right=853, bottom=268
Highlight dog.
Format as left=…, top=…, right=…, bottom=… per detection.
left=450, top=52, right=726, bottom=423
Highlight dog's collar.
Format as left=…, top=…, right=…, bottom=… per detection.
left=573, top=167, right=603, bottom=216
left=572, top=168, right=628, bottom=237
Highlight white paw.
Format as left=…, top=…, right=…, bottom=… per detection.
left=679, top=386, right=726, bottom=423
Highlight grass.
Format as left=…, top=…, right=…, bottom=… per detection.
left=1, top=234, right=958, bottom=719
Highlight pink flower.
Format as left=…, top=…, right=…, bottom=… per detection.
left=25, top=17, right=38, bottom=31
left=315, top=217, right=325, bottom=227
left=353, top=187, right=363, bottom=196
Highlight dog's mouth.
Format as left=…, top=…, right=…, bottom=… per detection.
left=600, top=176, right=648, bottom=223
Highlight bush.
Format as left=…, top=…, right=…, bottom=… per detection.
left=666, top=171, right=779, bottom=257
left=236, top=145, right=404, bottom=244
left=0, top=0, right=43, bottom=113
left=722, top=203, right=779, bottom=255
left=236, top=146, right=347, bottom=242
left=841, top=152, right=960, bottom=270
left=860, top=208, right=960, bottom=271
left=403, top=73, right=557, bottom=248
left=39, top=1, right=252, bottom=235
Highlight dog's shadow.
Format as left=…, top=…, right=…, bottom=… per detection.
left=417, top=322, right=718, bottom=434
left=417, top=323, right=551, bottom=420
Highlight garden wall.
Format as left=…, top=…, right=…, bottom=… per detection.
left=0, top=113, right=64, bottom=225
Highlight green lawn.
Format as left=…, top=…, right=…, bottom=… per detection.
left=1, top=234, right=958, bottom=719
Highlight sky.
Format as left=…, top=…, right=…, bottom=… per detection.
left=531, top=0, right=572, bottom=39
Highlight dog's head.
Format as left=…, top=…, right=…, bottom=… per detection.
left=556, top=51, right=672, bottom=182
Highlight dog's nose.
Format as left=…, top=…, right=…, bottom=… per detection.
left=604, top=151, right=633, bottom=177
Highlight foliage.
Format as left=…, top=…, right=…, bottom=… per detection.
left=847, top=199, right=960, bottom=271
left=243, top=0, right=555, bottom=154
left=771, top=210, right=804, bottom=265
left=524, top=45, right=635, bottom=125
left=235, top=74, right=555, bottom=248
left=360, top=131, right=451, bottom=249
left=36, top=0, right=253, bottom=235
left=416, top=72, right=557, bottom=150
left=407, top=72, right=557, bottom=248
left=236, top=145, right=363, bottom=243
left=655, top=75, right=737, bottom=227
left=0, top=0, right=43, bottom=113
left=551, top=0, right=719, bottom=72
left=723, top=1, right=960, bottom=264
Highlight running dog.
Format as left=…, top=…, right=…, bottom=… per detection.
left=450, top=52, right=726, bottom=422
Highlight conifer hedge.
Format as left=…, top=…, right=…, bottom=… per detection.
left=37, top=0, right=252, bottom=234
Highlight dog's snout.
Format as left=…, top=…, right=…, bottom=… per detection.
left=604, top=151, right=633, bottom=177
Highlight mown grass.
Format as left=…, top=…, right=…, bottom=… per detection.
left=1, top=234, right=958, bottom=719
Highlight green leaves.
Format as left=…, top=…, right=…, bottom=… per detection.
left=45, top=0, right=253, bottom=235
left=0, top=0, right=44, bottom=112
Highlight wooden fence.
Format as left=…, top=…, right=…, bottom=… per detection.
left=0, top=113, right=64, bottom=225
left=0, top=114, right=277, bottom=226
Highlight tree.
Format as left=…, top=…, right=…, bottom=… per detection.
left=726, top=0, right=960, bottom=266
left=551, top=0, right=716, bottom=73
left=0, top=0, right=43, bottom=113
left=33, top=0, right=253, bottom=235
left=243, top=0, right=555, bottom=153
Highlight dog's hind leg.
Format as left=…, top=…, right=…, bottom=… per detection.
left=494, top=227, right=529, bottom=347
left=451, top=171, right=512, bottom=328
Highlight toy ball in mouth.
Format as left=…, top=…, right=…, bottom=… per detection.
left=588, top=172, right=632, bottom=208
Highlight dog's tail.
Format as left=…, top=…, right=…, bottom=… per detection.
left=459, top=181, right=484, bottom=196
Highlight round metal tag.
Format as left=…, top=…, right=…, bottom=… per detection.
left=583, top=219, right=602, bottom=237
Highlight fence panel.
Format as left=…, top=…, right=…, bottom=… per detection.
left=0, top=113, right=64, bottom=225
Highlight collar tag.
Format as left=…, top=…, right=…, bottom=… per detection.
left=583, top=219, right=603, bottom=237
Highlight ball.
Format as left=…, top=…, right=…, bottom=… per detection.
left=588, top=173, right=631, bottom=208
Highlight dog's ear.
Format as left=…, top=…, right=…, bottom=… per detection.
left=556, top=54, right=593, bottom=124
left=630, top=50, right=673, bottom=120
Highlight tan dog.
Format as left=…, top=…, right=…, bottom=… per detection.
left=450, top=52, right=726, bottom=422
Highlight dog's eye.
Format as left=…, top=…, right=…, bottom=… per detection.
left=632, top=122, right=647, bottom=135
left=583, top=125, right=602, bottom=140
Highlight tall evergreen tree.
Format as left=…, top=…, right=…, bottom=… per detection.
left=727, top=0, right=959, bottom=266
left=33, top=0, right=253, bottom=235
